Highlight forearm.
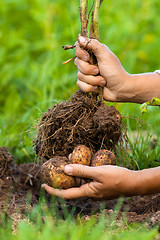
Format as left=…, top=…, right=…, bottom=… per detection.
left=121, top=72, right=160, bottom=104
left=126, top=167, right=160, bottom=196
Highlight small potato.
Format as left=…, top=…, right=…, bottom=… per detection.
left=91, top=149, right=116, bottom=166
left=69, top=145, right=91, bottom=166
left=41, top=156, right=75, bottom=189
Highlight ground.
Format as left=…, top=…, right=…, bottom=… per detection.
left=0, top=147, right=160, bottom=229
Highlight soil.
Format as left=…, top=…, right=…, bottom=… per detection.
left=34, top=90, right=122, bottom=160
left=0, top=147, right=160, bottom=229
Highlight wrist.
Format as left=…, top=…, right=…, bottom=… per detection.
left=120, top=169, right=145, bottom=196
left=124, top=167, right=160, bottom=196
left=114, top=72, right=135, bottom=102
left=120, top=72, right=160, bottom=103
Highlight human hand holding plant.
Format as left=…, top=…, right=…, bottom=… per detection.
left=75, top=35, right=130, bottom=102
left=75, top=36, right=160, bottom=104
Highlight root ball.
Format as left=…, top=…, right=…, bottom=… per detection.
left=34, top=90, right=122, bottom=160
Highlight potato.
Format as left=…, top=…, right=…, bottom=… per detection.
left=69, top=145, right=91, bottom=166
left=91, top=149, right=116, bottom=166
left=41, top=156, right=75, bottom=189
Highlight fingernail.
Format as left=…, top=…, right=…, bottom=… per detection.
left=93, top=69, right=99, bottom=75
left=100, top=80, right=106, bottom=86
left=41, top=184, right=46, bottom=189
left=64, top=165, right=73, bottom=175
left=82, top=55, right=88, bottom=61
left=79, top=36, right=87, bottom=44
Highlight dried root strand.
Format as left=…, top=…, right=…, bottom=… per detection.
left=62, top=45, right=76, bottom=50
left=62, top=56, right=76, bottom=65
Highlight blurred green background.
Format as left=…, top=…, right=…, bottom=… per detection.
left=0, top=0, right=160, bottom=165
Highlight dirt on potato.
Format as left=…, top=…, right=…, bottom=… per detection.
left=70, top=145, right=91, bottom=166
left=34, top=90, right=122, bottom=161
left=91, top=149, right=116, bottom=166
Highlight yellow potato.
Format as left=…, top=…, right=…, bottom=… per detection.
left=70, top=145, right=91, bottom=166
left=41, top=156, right=75, bottom=189
left=91, top=149, right=116, bottom=166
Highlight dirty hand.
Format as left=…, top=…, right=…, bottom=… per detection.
left=41, top=164, right=137, bottom=199
left=75, top=36, right=160, bottom=103
left=75, top=36, right=130, bottom=102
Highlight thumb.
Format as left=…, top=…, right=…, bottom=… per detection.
left=64, top=164, right=98, bottom=181
left=78, top=35, right=109, bottom=60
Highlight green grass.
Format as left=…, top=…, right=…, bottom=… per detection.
left=0, top=197, right=159, bottom=240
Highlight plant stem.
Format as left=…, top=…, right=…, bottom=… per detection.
left=80, top=0, right=88, bottom=36
left=92, top=0, right=101, bottom=40
left=89, top=0, right=104, bottom=101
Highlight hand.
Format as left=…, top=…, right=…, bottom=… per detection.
left=75, top=36, right=130, bottom=102
left=75, top=36, right=160, bottom=103
left=41, top=164, right=137, bottom=199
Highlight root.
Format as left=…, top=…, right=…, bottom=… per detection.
left=34, top=90, right=122, bottom=160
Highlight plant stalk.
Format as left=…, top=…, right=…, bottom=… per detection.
left=92, top=0, right=101, bottom=40
left=90, top=0, right=104, bottom=101
left=80, top=0, right=88, bottom=36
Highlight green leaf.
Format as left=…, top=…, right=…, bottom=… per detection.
left=140, top=97, right=160, bottom=113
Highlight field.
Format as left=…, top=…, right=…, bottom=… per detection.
left=0, top=0, right=160, bottom=238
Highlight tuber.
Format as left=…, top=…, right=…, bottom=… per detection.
left=41, top=156, right=75, bottom=189
left=69, top=145, right=91, bottom=166
left=91, top=149, right=116, bottom=166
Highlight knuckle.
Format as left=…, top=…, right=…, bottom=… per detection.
left=74, top=57, right=78, bottom=66
left=77, top=79, right=80, bottom=87
left=77, top=71, right=81, bottom=79
left=75, top=41, right=78, bottom=46
left=82, top=184, right=91, bottom=197
left=75, top=45, right=81, bottom=56
left=101, top=43, right=109, bottom=51
left=85, top=67, right=91, bottom=75
left=91, top=38, right=99, bottom=46
left=82, top=182, right=101, bottom=198
left=77, top=165, right=85, bottom=178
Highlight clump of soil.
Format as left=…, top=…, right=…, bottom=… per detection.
left=34, top=90, right=122, bottom=160
left=0, top=147, right=41, bottom=216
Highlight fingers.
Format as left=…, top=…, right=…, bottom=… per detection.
left=41, top=183, right=90, bottom=199
left=77, top=80, right=97, bottom=93
left=78, top=35, right=109, bottom=60
left=64, top=164, right=99, bottom=181
left=77, top=71, right=106, bottom=87
left=75, top=44, right=90, bottom=62
left=74, top=57, right=99, bottom=75
left=41, top=181, right=101, bottom=199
